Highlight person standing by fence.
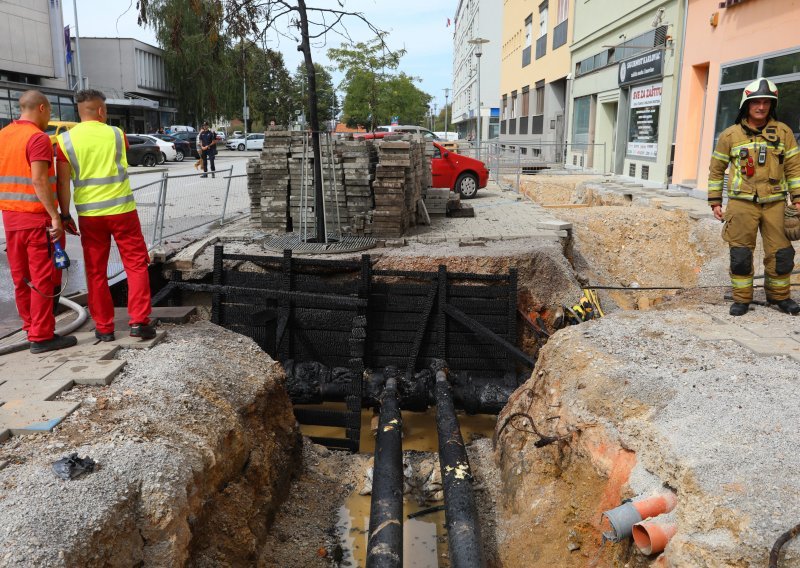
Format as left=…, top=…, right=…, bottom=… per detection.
left=198, top=122, right=217, bottom=178
left=0, top=90, right=77, bottom=354
left=55, top=89, right=156, bottom=341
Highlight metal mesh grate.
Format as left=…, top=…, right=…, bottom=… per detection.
left=263, top=232, right=376, bottom=255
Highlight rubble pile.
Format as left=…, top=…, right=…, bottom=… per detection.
left=245, top=132, right=432, bottom=238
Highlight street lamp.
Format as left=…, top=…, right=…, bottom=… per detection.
left=443, top=88, right=450, bottom=141
left=433, top=102, right=438, bottom=131
left=467, top=37, right=489, bottom=160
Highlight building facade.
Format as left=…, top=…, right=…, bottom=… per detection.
left=566, top=0, right=684, bottom=182
left=672, top=0, right=800, bottom=192
left=0, top=0, right=75, bottom=127
left=69, top=38, right=176, bottom=132
left=498, top=0, right=573, bottom=162
left=451, top=0, right=502, bottom=142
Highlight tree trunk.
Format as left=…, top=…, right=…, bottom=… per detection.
left=297, top=0, right=325, bottom=242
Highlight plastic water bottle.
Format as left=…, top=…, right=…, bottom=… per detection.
left=53, top=242, right=70, bottom=270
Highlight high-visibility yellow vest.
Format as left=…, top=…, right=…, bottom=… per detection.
left=56, top=121, right=135, bottom=217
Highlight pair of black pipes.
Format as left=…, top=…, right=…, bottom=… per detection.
left=366, top=364, right=486, bottom=568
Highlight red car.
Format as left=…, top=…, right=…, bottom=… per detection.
left=431, top=141, right=489, bottom=199
left=353, top=132, right=489, bottom=198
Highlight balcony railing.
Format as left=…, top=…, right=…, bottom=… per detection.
left=553, top=20, right=568, bottom=50
left=535, top=35, right=547, bottom=59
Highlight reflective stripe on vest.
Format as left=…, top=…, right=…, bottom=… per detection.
left=57, top=123, right=135, bottom=217
left=0, top=121, right=57, bottom=214
left=61, top=128, right=129, bottom=188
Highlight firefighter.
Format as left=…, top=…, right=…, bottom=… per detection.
left=0, top=90, right=77, bottom=353
left=55, top=89, right=156, bottom=341
left=709, top=78, right=800, bottom=316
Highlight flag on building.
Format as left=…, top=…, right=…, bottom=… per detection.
left=64, top=25, right=72, bottom=64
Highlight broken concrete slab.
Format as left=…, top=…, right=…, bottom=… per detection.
left=536, top=219, right=573, bottom=231
left=41, top=359, right=126, bottom=386
left=0, top=399, right=81, bottom=435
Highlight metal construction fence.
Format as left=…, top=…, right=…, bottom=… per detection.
left=449, top=142, right=608, bottom=192
left=107, top=167, right=250, bottom=279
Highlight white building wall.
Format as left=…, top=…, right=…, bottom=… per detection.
left=451, top=0, right=502, bottom=140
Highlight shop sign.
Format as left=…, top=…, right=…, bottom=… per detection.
left=618, top=49, right=663, bottom=86
left=627, top=82, right=661, bottom=158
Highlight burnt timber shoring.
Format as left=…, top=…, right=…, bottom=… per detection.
left=165, top=244, right=530, bottom=452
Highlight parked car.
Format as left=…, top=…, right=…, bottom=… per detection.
left=168, top=125, right=196, bottom=133
left=430, top=142, right=489, bottom=198
left=125, top=135, right=162, bottom=167
left=374, top=125, right=440, bottom=141
left=45, top=121, right=78, bottom=144
left=152, top=133, right=191, bottom=162
left=225, top=134, right=244, bottom=150
left=136, top=134, right=177, bottom=163
left=216, top=131, right=226, bottom=142
left=229, top=133, right=264, bottom=151
left=171, top=131, right=201, bottom=158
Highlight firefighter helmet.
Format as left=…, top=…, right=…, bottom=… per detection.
left=740, top=78, right=779, bottom=109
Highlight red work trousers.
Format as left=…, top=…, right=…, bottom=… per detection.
left=4, top=224, right=57, bottom=342
left=78, top=210, right=151, bottom=334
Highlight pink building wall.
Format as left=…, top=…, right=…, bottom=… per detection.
left=673, top=0, right=800, bottom=189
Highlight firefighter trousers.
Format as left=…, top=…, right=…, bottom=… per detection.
left=722, top=198, right=795, bottom=303
left=79, top=210, right=151, bottom=334
left=4, top=225, right=56, bottom=342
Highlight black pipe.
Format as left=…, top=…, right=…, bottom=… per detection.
left=434, top=361, right=486, bottom=568
left=366, top=374, right=403, bottom=568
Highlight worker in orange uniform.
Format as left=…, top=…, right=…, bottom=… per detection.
left=709, top=78, right=800, bottom=316
left=55, top=89, right=156, bottom=341
left=0, top=90, right=77, bottom=353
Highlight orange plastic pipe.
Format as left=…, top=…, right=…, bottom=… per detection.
left=632, top=521, right=677, bottom=555
left=632, top=493, right=677, bottom=520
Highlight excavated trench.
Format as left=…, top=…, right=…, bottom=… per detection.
left=139, top=175, right=746, bottom=566
left=2, top=175, right=787, bottom=567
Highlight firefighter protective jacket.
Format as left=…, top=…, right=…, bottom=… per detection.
left=56, top=121, right=135, bottom=217
left=708, top=118, right=800, bottom=206
left=0, top=122, right=56, bottom=214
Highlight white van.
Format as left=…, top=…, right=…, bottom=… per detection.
left=169, top=125, right=196, bottom=133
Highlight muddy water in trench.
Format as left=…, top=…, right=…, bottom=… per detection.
left=298, top=404, right=496, bottom=567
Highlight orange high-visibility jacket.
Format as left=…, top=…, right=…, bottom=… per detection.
left=0, top=122, right=56, bottom=214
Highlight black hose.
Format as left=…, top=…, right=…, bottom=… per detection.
left=769, top=521, right=800, bottom=568
left=366, top=376, right=403, bottom=568
left=434, top=364, right=486, bottom=568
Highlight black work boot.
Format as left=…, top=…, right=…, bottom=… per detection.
left=30, top=334, right=77, bottom=354
left=768, top=298, right=800, bottom=315
left=729, top=302, right=750, bottom=316
left=94, top=330, right=115, bottom=342
left=130, top=323, right=157, bottom=339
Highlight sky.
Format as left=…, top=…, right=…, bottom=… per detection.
left=62, top=0, right=457, bottom=111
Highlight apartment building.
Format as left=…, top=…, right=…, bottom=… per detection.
left=672, top=0, right=800, bottom=192
left=451, top=0, right=502, bottom=141
left=70, top=38, right=177, bottom=132
left=498, top=0, right=573, bottom=161
left=0, top=0, right=76, bottom=127
left=566, top=0, right=685, bottom=182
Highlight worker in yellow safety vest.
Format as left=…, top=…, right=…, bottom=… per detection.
left=709, top=78, right=800, bottom=316
left=55, top=89, right=156, bottom=341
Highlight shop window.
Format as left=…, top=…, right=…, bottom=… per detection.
left=712, top=89, right=743, bottom=146
left=776, top=80, right=800, bottom=143
left=629, top=163, right=636, bottom=177
left=764, top=52, right=800, bottom=77
left=572, top=95, right=591, bottom=146
left=641, top=165, right=649, bottom=180
left=627, top=82, right=662, bottom=158
left=721, top=61, right=759, bottom=85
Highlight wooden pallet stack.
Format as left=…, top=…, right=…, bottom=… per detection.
left=257, top=129, right=291, bottom=231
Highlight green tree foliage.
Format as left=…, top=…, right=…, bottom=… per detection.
left=249, top=47, right=294, bottom=127
left=291, top=63, right=338, bottom=128
left=141, top=0, right=240, bottom=124
left=329, top=34, right=430, bottom=130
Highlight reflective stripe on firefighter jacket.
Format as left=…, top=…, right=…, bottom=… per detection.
left=708, top=118, right=800, bottom=206
left=56, top=121, right=135, bottom=217
left=0, top=122, right=56, bottom=213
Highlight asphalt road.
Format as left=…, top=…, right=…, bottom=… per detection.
left=0, top=147, right=259, bottom=337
